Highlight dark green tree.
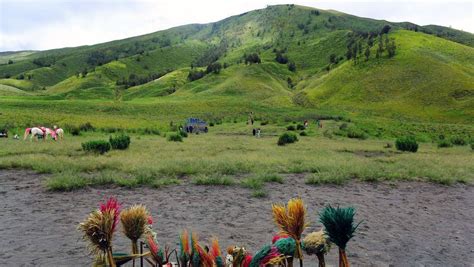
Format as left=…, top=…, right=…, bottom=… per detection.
left=364, top=46, right=370, bottom=61
left=387, top=39, right=396, bottom=58
left=288, top=62, right=296, bottom=72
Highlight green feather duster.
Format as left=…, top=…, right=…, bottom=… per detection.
left=274, top=237, right=296, bottom=256
left=319, top=205, right=361, bottom=249
left=249, top=244, right=271, bottom=267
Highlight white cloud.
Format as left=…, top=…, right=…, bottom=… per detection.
left=0, top=0, right=472, bottom=51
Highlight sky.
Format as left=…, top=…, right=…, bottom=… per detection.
left=0, top=0, right=472, bottom=51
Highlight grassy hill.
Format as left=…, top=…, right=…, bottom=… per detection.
left=0, top=4, right=473, bottom=129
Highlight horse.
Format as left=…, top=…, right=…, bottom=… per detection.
left=24, top=127, right=57, bottom=141
left=55, top=128, right=64, bottom=140
left=45, top=128, right=58, bottom=140
left=24, top=127, right=45, bottom=141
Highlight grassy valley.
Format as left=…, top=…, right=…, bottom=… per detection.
left=0, top=4, right=473, bottom=186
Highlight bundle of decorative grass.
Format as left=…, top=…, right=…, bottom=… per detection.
left=145, top=230, right=166, bottom=266
left=303, top=230, right=331, bottom=267
left=78, top=197, right=121, bottom=267
left=120, top=204, right=150, bottom=266
left=190, top=232, right=213, bottom=267
left=210, top=237, right=224, bottom=267
left=272, top=198, right=308, bottom=267
left=319, top=205, right=361, bottom=267
left=249, top=244, right=285, bottom=267
left=274, top=237, right=296, bottom=257
left=179, top=230, right=190, bottom=266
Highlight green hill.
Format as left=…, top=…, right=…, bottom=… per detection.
left=0, top=4, right=473, bottom=125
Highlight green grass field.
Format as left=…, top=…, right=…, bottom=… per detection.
left=1, top=122, right=472, bottom=193
left=0, top=5, right=473, bottom=192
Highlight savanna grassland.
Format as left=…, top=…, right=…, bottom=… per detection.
left=1, top=120, right=472, bottom=195
left=0, top=4, right=473, bottom=191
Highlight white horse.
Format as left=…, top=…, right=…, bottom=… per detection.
left=24, top=127, right=45, bottom=141
left=24, top=127, right=57, bottom=141
left=53, top=126, right=64, bottom=140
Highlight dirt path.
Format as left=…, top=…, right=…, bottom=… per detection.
left=0, top=170, right=473, bottom=266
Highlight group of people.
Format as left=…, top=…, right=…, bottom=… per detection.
left=252, top=128, right=261, bottom=138
left=23, top=125, right=64, bottom=141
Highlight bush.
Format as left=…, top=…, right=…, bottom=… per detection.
left=395, top=136, right=418, bottom=152
left=70, top=126, right=81, bottom=136
left=167, top=133, right=183, bottom=142
left=347, top=128, right=368, bottom=140
left=244, top=53, right=261, bottom=64
left=82, top=140, right=111, bottom=154
left=296, top=124, right=305, bottom=130
left=286, top=125, right=296, bottom=131
left=109, top=134, right=131, bottom=150
left=79, top=122, right=95, bottom=132
left=188, top=70, right=205, bottom=81
left=209, top=122, right=215, bottom=127
left=437, top=140, right=453, bottom=148
left=260, top=120, right=269, bottom=126
left=471, top=142, right=474, bottom=150
left=339, top=123, right=348, bottom=130
left=178, top=130, right=188, bottom=138
left=288, top=62, right=296, bottom=72
left=450, top=136, right=466, bottom=146
left=278, top=132, right=298, bottom=146
left=142, top=128, right=160, bottom=135
left=300, top=131, right=308, bottom=136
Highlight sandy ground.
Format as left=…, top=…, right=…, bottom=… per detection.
left=0, top=170, right=473, bottom=267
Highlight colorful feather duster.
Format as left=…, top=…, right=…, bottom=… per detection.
left=319, top=205, right=361, bottom=267
left=274, top=237, right=296, bottom=256
left=303, top=230, right=331, bottom=267
left=272, top=198, right=308, bottom=266
left=79, top=197, right=121, bottom=267
left=120, top=204, right=150, bottom=267
left=210, top=237, right=224, bottom=267
left=179, top=230, right=190, bottom=266
left=272, top=234, right=289, bottom=244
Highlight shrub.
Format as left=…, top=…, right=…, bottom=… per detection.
left=395, top=136, right=418, bottom=152
left=244, top=53, right=261, bottom=64
left=287, top=62, right=296, bottom=72
left=300, top=131, right=308, bottom=136
left=347, top=128, right=368, bottom=140
left=437, top=140, right=453, bottom=148
left=450, top=136, right=466, bottom=146
left=286, top=125, right=296, bottom=131
left=339, top=123, right=349, bottom=130
left=471, top=142, right=474, bottom=150
left=278, top=132, right=298, bottom=146
left=193, top=175, right=234, bottom=185
left=188, top=70, right=205, bottom=81
left=178, top=130, right=188, bottom=138
left=69, top=126, right=81, bottom=136
left=296, top=124, right=305, bottom=130
left=209, top=122, right=215, bottom=127
left=79, top=122, right=95, bottom=132
left=109, top=134, right=131, bottom=150
left=167, top=133, right=183, bottom=142
left=260, top=120, right=269, bottom=126
left=82, top=140, right=111, bottom=154
left=142, top=128, right=160, bottom=135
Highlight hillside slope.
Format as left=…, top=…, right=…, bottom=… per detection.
left=0, top=4, right=473, bottom=123
left=299, top=30, right=474, bottom=122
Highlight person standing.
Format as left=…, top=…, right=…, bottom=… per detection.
left=257, top=128, right=261, bottom=138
